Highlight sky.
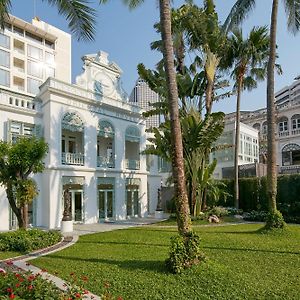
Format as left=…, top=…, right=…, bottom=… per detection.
left=9, top=0, right=300, bottom=114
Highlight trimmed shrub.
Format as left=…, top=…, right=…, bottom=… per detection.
left=165, top=232, right=205, bottom=274
left=243, top=211, right=268, bottom=222
left=0, top=229, right=61, bottom=253
left=265, top=210, right=286, bottom=229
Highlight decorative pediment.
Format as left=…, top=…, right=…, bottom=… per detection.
left=75, top=50, right=128, bottom=102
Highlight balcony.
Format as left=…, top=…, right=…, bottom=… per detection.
left=62, top=152, right=84, bottom=166
left=125, top=159, right=140, bottom=170
left=278, top=131, right=289, bottom=137
left=97, top=156, right=115, bottom=168
left=292, top=129, right=300, bottom=135
left=280, top=165, right=300, bottom=174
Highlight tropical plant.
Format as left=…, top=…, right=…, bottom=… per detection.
left=0, top=137, right=48, bottom=229
left=224, top=0, right=300, bottom=228
left=0, top=0, right=97, bottom=41
left=225, top=26, right=278, bottom=209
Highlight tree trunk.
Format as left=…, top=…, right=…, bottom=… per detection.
left=159, top=0, right=191, bottom=236
left=266, top=0, right=278, bottom=213
left=205, top=78, right=214, bottom=115
left=6, top=181, right=25, bottom=229
left=234, top=78, right=243, bottom=209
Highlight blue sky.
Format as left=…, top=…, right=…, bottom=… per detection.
left=10, top=0, right=300, bottom=113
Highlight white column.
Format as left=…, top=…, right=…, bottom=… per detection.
left=85, top=124, right=97, bottom=168
left=115, top=175, right=126, bottom=220
left=115, top=123, right=125, bottom=170
left=84, top=174, right=98, bottom=224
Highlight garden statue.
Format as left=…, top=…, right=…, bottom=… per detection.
left=62, top=187, right=72, bottom=221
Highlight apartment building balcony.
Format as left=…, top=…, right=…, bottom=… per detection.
left=279, top=131, right=289, bottom=137
left=292, top=129, right=300, bottom=135
left=125, top=159, right=140, bottom=170
left=62, top=152, right=84, bottom=166
left=97, top=156, right=115, bottom=168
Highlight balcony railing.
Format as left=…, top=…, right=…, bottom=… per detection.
left=125, top=159, right=140, bottom=170
left=292, top=129, right=300, bottom=135
left=278, top=131, right=289, bottom=137
left=97, top=156, right=115, bottom=168
left=280, top=165, right=300, bottom=174
left=62, top=152, right=84, bottom=166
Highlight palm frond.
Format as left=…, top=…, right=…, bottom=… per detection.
left=0, top=0, right=11, bottom=29
left=284, top=0, right=300, bottom=34
left=45, top=0, right=97, bottom=41
left=223, top=0, right=256, bottom=33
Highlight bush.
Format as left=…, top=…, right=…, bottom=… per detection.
left=0, top=229, right=61, bottom=253
left=165, top=232, right=205, bottom=274
left=265, top=210, right=286, bottom=229
left=243, top=211, right=268, bottom=222
left=205, top=206, right=229, bottom=217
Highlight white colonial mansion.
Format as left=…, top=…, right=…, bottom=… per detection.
left=225, top=76, right=300, bottom=175
left=0, top=15, right=163, bottom=231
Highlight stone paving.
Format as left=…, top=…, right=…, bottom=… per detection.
left=0, top=217, right=165, bottom=299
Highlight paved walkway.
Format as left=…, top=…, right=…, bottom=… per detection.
left=0, top=217, right=165, bottom=300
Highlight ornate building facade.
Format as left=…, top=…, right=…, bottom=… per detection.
left=225, top=76, right=300, bottom=175
left=0, top=15, right=162, bottom=231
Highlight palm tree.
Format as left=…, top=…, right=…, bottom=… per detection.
left=226, top=26, right=271, bottom=209
left=0, top=0, right=97, bottom=41
left=100, top=0, right=192, bottom=236
left=224, top=0, right=300, bottom=227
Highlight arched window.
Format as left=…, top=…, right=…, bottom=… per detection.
left=125, top=126, right=140, bottom=142
left=62, top=112, right=84, bottom=132
left=282, top=143, right=300, bottom=166
left=278, top=116, right=288, bottom=133
left=98, top=120, right=114, bottom=138
left=262, top=121, right=267, bottom=135
left=253, top=123, right=260, bottom=131
left=291, top=114, right=300, bottom=131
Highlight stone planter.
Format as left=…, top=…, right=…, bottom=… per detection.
left=155, top=210, right=165, bottom=219
left=61, top=220, right=73, bottom=233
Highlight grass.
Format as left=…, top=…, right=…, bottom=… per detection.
left=154, top=215, right=243, bottom=226
left=32, top=224, right=300, bottom=300
left=0, top=251, right=22, bottom=261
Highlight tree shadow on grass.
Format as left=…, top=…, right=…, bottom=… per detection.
left=77, top=240, right=169, bottom=247
left=44, top=255, right=168, bottom=274
left=202, top=245, right=300, bottom=255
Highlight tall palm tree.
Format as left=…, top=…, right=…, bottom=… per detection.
left=100, top=0, right=192, bottom=236
left=224, top=0, right=300, bottom=227
left=226, top=26, right=272, bottom=209
left=0, top=0, right=97, bottom=41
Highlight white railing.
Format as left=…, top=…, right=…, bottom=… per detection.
left=62, top=152, right=84, bottom=166
left=292, top=129, right=300, bottom=135
left=97, top=156, right=115, bottom=168
left=125, top=159, right=140, bottom=170
left=280, top=165, right=300, bottom=174
left=279, top=131, right=289, bottom=137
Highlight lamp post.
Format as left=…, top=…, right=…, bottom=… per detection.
left=155, top=179, right=164, bottom=219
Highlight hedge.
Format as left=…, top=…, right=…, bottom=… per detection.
left=209, top=174, right=300, bottom=223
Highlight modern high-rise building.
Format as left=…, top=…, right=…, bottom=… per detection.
left=129, top=78, right=160, bottom=128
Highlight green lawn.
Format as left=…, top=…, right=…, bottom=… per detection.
left=155, top=215, right=243, bottom=226
left=32, top=224, right=300, bottom=300
left=0, top=251, right=22, bottom=260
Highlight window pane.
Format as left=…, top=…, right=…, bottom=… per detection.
left=45, top=39, right=55, bottom=49
left=0, top=33, right=10, bottom=49
left=28, top=45, right=43, bottom=60
left=0, top=69, right=9, bottom=86
left=13, top=26, right=24, bottom=37
left=0, top=49, right=9, bottom=68
left=45, top=66, right=55, bottom=78
left=28, top=60, right=43, bottom=78
left=27, top=77, right=42, bottom=94
left=25, top=32, right=42, bottom=44
left=45, top=52, right=54, bottom=64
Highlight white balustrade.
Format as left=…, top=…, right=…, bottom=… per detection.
left=62, top=152, right=84, bottom=166
left=125, top=159, right=140, bottom=170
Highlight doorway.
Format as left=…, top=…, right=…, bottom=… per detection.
left=126, top=189, right=139, bottom=217
left=99, top=190, right=114, bottom=220
left=69, top=190, right=83, bottom=223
